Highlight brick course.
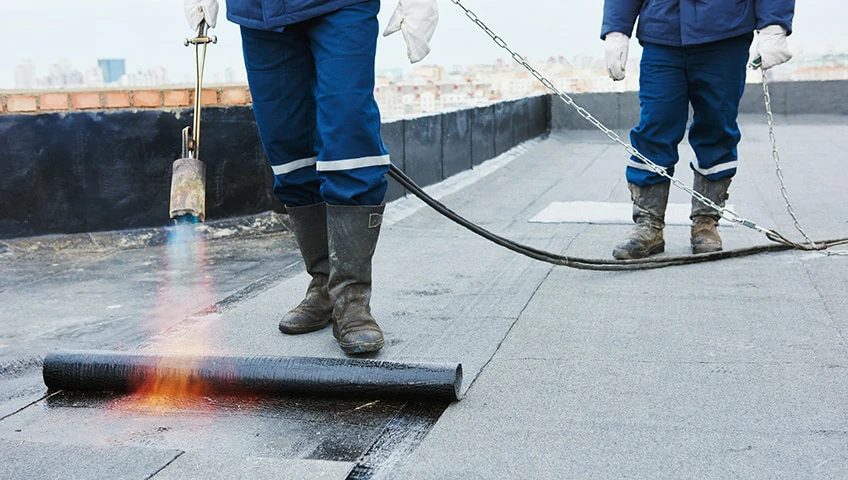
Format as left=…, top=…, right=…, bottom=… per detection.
left=71, top=92, right=101, bottom=110
left=6, top=95, right=38, bottom=113
left=132, top=91, right=162, bottom=108
left=40, top=93, right=70, bottom=111
left=103, top=92, right=131, bottom=108
left=0, top=86, right=253, bottom=114
left=201, top=89, right=219, bottom=105
left=221, top=88, right=247, bottom=105
left=163, top=90, right=191, bottom=107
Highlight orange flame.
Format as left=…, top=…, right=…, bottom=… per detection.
left=114, top=221, right=223, bottom=411
left=129, top=357, right=213, bottom=409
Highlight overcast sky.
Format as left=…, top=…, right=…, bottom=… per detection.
left=0, top=0, right=846, bottom=88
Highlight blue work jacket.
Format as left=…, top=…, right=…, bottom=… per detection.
left=226, top=0, right=369, bottom=30
left=601, top=0, right=794, bottom=46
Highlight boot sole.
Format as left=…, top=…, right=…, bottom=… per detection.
left=691, top=244, right=723, bottom=255
left=333, top=324, right=385, bottom=353
left=339, top=339, right=384, bottom=354
left=278, top=319, right=332, bottom=335
left=612, top=242, right=665, bottom=260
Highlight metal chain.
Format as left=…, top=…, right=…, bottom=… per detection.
left=759, top=72, right=818, bottom=246
left=448, top=0, right=813, bottom=246
left=758, top=74, right=848, bottom=255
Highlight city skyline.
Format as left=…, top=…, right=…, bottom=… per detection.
left=6, top=52, right=614, bottom=90
left=2, top=0, right=848, bottom=90
left=7, top=48, right=847, bottom=92
left=5, top=51, right=845, bottom=121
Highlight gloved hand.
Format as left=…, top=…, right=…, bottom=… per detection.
left=184, top=0, right=219, bottom=30
left=604, top=32, right=629, bottom=81
left=756, top=25, right=792, bottom=70
left=383, top=0, right=439, bottom=63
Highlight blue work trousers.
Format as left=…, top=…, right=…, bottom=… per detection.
left=627, top=33, right=753, bottom=186
left=240, top=0, right=389, bottom=206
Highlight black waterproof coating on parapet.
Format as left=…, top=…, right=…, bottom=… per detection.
left=42, top=350, right=462, bottom=402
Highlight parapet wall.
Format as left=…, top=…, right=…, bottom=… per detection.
left=0, top=86, right=549, bottom=239
left=552, top=80, right=848, bottom=131
left=7, top=78, right=838, bottom=240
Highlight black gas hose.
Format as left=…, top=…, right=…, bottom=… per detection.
left=388, top=164, right=848, bottom=271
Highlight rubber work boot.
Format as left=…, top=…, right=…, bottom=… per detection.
left=278, top=203, right=334, bottom=334
left=612, top=182, right=671, bottom=260
left=327, top=204, right=385, bottom=354
left=690, top=173, right=732, bottom=254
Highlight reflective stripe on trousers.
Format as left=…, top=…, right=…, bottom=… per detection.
left=240, top=0, right=390, bottom=206
left=626, top=33, right=753, bottom=187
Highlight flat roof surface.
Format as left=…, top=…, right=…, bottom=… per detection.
left=1, top=114, right=846, bottom=479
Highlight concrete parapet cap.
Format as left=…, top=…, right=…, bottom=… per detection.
left=0, top=84, right=251, bottom=115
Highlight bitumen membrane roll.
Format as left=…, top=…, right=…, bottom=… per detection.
left=42, top=350, right=463, bottom=402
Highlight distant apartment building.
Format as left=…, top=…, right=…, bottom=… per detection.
left=374, top=51, right=848, bottom=119
left=14, top=61, right=36, bottom=89
left=375, top=77, right=493, bottom=119
left=743, top=52, right=848, bottom=84
left=781, top=53, right=848, bottom=81
left=375, top=56, right=640, bottom=119
left=44, top=62, right=89, bottom=89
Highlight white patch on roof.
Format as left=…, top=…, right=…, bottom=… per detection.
left=530, top=201, right=736, bottom=226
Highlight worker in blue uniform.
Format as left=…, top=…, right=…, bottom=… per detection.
left=602, top=0, right=795, bottom=259
left=184, top=0, right=438, bottom=353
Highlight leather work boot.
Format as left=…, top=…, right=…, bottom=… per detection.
left=327, top=204, right=385, bottom=354
left=690, top=173, right=732, bottom=254
left=278, top=203, right=334, bottom=334
left=612, top=182, right=671, bottom=260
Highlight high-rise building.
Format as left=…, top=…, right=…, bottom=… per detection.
left=97, top=59, right=126, bottom=84
left=14, top=61, right=36, bottom=89
left=47, top=62, right=84, bottom=88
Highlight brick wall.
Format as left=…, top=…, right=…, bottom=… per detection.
left=0, top=86, right=252, bottom=114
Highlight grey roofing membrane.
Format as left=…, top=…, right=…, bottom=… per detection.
left=1, top=114, right=847, bottom=479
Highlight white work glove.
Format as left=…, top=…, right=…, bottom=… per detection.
left=184, top=0, right=219, bottom=30
left=755, top=25, right=792, bottom=70
left=604, top=32, right=630, bottom=81
left=383, top=0, right=439, bottom=63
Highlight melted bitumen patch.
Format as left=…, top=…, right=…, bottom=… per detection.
left=0, top=357, right=43, bottom=379
left=346, top=401, right=449, bottom=480
left=0, top=388, right=447, bottom=474
left=1, top=211, right=289, bottom=255
left=0, top=215, right=451, bottom=475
